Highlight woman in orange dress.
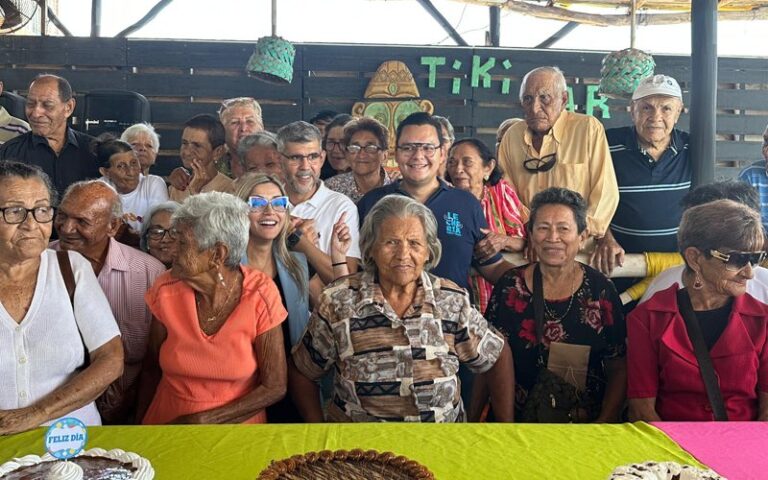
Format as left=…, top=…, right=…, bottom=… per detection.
left=137, top=191, right=287, bottom=424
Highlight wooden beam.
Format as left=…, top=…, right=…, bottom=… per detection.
left=535, top=21, right=579, bottom=48
left=115, top=0, right=174, bottom=38
left=416, top=0, right=469, bottom=46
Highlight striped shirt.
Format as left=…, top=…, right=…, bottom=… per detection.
left=738, top=160, right=768, bottom=229
left=0, top=107, right=29, bottom=144
left=606, top=127, right=691, bottom=254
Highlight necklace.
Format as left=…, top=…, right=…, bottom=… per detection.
left=197, top=278, right=239, bottom=324
left=541, top=265, right=579, bottom=322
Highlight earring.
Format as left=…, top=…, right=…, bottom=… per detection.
left=483, top=174, right=489, bottom=181
left=217, top=269, right=226, bottom=288
left=693, top=271, right=703, bottom=290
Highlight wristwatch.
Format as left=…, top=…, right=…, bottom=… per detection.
left=286, top=229, right=303, bottom=249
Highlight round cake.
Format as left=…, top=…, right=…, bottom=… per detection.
left=0, top=448, right=154, bottom=479
left=609, top=461, right=723, bottom=480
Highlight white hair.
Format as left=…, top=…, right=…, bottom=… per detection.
left=120, top=123, right=160, bottom=152
left=519, top=66, right=567, bottom=102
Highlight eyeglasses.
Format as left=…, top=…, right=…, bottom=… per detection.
left=523, top=153, right=557, bottom=173
left=397, top=143, right=439, bottom=158
left=248, top=195, right=289, bottom=212
left=324, top=141, right=345, bottom=152
left=709, top=249, right=767, bottom=271
left=0, top=206, right=55, bottom=224
left=281, top=152, right=323, bottom=165
left=147, top=227, right=179, bottom=241
left=346, top=144, right=383, bottom=155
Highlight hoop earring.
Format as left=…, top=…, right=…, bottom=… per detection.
left=693, top=271, right=704, bottom=290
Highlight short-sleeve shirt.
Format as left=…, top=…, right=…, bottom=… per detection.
left=358, top=179, right=502, bottom=291
left=0, top=107, right=30, bottom=144
left=606, top=126, right=691, bottom=253
left=101, top=174, right=169, bottom=232
left=0, top=127, right=98, bottom=194
left=738, top=160, right=768, bottom=230
left=291, top=270, right=504, bottom=422
left=169, top=171, right=234, bottom=202
left=0, top=250, right=120, bottom=426
left=325, top=168, right=393, bottom=203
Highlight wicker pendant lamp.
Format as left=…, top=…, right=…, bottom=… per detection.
left=246, top=0, right=296, bottom=84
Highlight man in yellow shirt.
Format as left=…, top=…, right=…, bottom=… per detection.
left=498, top=66, right=618, bottom=242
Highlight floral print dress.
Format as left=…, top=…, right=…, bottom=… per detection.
left=485, top=263, right=626, bottom=420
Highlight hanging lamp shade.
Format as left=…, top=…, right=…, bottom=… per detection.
left=598, top=48, right=656, bottom=99
left=246, top=36, right=295, bottom=84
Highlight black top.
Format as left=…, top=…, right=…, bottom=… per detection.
left=695, top=299, right=733, bottom=351
left=0, top=127, right=98, bottom=195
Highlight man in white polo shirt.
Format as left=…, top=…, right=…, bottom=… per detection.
left=276, top=121, right=360, bottom=274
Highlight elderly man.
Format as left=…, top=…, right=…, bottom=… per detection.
left=237, top=131, right=283, bottom=179
left=217, top=97, right=263, bottom=178
left=738, top=122, right=768, bottom=230
left=52, top=180, right=166, bottom=424
left=169, top=114, right=233, bottom=201
left=0, top=74, right=98, bottom=193
left=0, top=80, right=30, bottom=144
left=498, top=66, right=618, bottom=242
left=594, top=75, right=690, bottom=276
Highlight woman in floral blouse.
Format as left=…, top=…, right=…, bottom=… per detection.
left=478, top=187, right=626, bottom=423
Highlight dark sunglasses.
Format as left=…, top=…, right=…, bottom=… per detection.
left=709, top=249, right=766, bottom=271
left=248, top=195, right=289, bottom=212
left=523, top=153, right=557, bottom=173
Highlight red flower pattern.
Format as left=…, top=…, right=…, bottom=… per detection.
left=543, top=320, right=567, bottom=345
left=518, top=319, right=537, bottom=346
left=600, top=298, right=614, bottom=326
left=582, top=298, right=603, bottom=334
left=505, top=284, right=529, bottom=313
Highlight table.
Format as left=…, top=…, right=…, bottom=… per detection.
left=0, top=422, right=705, bottom=479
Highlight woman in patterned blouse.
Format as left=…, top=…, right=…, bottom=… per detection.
left=445, top=138, right=526, bottom=313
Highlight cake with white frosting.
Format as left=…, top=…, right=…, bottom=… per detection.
left=608, top=461, right=723, bottom=480
left=0, top=448, right=154, bottom=479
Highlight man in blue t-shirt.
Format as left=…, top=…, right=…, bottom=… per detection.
left=738, top=123, right=768, bottom=231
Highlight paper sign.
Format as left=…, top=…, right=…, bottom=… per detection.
left=44, top=417, right=88, bottom=460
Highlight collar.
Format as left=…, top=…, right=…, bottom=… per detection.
left=100, top=237, right=131, bottom=275
left=523, top=110, right=568, bottom=148
left=353, top=270, right=438, bottom=313
left=643, top=282, right=768, bottom=317
left=391, top=177, right=450, bottom=199
left=630, top=127, right=683, bottom=157
left=31, top=126, right=79, bottom=149
left=290, top=180, right=330, bottom=209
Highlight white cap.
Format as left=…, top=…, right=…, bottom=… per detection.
left=631, top=75, right=682, bottom=101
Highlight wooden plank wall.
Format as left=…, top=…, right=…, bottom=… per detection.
left=1, top=36, right=767, bottom=178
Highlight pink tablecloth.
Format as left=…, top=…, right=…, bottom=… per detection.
left=654, top=422, right=768, bottom=480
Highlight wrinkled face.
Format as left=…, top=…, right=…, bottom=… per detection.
left=530, top=203, right=586, bottom=268
left=695, top=246, right=763, bottom=298
left=180, top=127, right=216, bottom=170
left=171, top=221, right=214, bottom=282
left=372, top=216, right=429, bottom=289
left=25, top=78, right=74, bottom=139
left=395, top=124, right=442, bottom=188
left=348, top=130, right=385, bottom=178
left=244, top=145, right=283, bottom=179
left=222, top=105, right=263, bottom=150
left=248, top=182, right=287, bottom=242
left=101, top=151, right=141, bottom=194
left=281, top=140, right=324, bottom=196
left=54, top=187, right=118, bottom=260
left=146, top=210, right=177, bottom=267
left=446, top=143, right=493, bottom=196
left=324, top=126, right=349, bottom=172
left=127, top=132, right=158, bottom=171
left=520, top=72, right=567, bottom=136
left=0, top=177, right=53, bottom=263
left=631, top=95, right=683, bottom=146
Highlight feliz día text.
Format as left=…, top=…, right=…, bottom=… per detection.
left=48, top=433, right=85, bottom=443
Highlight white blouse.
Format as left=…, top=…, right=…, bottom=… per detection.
left=101, top=174, right=169, bottom=232
left=0, top=250, right=121, bottom=426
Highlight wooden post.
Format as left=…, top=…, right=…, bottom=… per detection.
left=91, top=0, right=101, bottom=37
left=690, top=0, right=717, bottom=186
left=40, top=0, right=47, bottom=36
left=489, top=6, right=500, bottom=47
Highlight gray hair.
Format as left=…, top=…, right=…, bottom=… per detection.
left=237, top=131, right=277, bottom=159
left=433, top=115, right=455, bottom=144
left=120, top=123, right=160, bottom=152
left=678, top=199, right=764, bottom=267
left=140, top=201, right=181, bottom=252
left=276, top=121, right=322, bottom=154
left=519, top=66, right=567, bottom=102
left=218, top=97, right=263, bottom=124
left=359, top=195, right=442, bottom=275
left=172, top=192, right=249, bottom=268
left=63, top=180, right=123, bottom=219
left=0, top=160, right=58, bottom=206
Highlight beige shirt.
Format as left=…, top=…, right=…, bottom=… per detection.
left=498, top=111, right=618, bottom=236
left=169, top=171, right=234, bottom=202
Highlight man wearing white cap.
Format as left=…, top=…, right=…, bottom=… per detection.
left=593, top=74, right=689, bottom=279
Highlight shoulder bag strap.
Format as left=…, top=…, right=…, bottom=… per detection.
left=56, top=250, right=76, bottom=305
left=532, top=264, right=545, bottom=344
left=676, top=288, right=729, bottom=421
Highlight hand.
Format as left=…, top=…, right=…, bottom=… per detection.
left=293, top=218, right=319, bottom=247
left=590, top=231, right=625, bottom=276
left=330, top=212, right=351, bottom=261
left=169, top=411, right=208, bottom=425
left=525, top=239, right=538, bottom=264
left=187, top=158, right=212, bottom=194
left=168, top=167, right=192, bottom=191
left=474, top=228, right=508, bottom=262
left=0, top=407, right=44, bottom=436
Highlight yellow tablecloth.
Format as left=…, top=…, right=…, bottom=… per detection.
left=0, top=422, right=705, bottom=479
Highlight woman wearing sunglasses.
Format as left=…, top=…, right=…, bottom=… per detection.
left=628, top=199, right=768, bottom=421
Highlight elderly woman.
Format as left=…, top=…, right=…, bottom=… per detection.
left=121, top=123, right=161, bottom=176
left=325, top=117, right=393, bottom=203
left=482, top=187, right=626, bottom=423
left=445, top=138, right=526, bottom=313
left=140, top=201, right=180, bottom=268
left=96, top=136, right=169, bottom=234
left=0, top=160, right=123, bottom=434
left=290, top=194, right=514, bottom=423
left=138, top=192, right=287, bottom=424
left=237, top=131, right=283, bottom=179
left=628, top=199, right=768, bottom=421
left=320, top=114, right=353, bottom=180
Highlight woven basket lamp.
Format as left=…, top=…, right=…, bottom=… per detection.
left=598, top=48, right=656, bottom=99
left=247, top=0, right=295, bottom=84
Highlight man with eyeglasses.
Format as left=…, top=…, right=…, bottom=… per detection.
left=276, top=121, right=361, bottom=273
left=217, top=97, right=264, bottom=178
left=50, top=180, right=166, bottom=424
left=738, top=122, right=768, bottom=232
left=497, top=66, right=618, bottom=247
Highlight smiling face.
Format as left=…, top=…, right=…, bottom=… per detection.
left=372, top=215, right=429, bottom=290
left=247, top=182, right=287, bottom=243
left=446, top=143, right=493, bottom=199
left=691, top=247, right=762, bottom=299
left=146, top=210, right=177, bottom=267
left=281, top=140, right=324, bottom=197
left=395, top=124, right=442, bottom=188
left=100, top=150, right=141, bottom=194
left=324, top=126, right=349, bottom=172
left=0, top=176, right=53, bottom=263
left=348, top=130, right=386, bottom=178
left=127, top=132, right=158, bottom=173
left=631, top=95, right=683, bottom=146
left=530, top=203, right=586, bottom=268
left=54, top=185, right=120, bottom=261
left=222, top=105, right=263, bottom=151
left=520, top=71, right=568, bottom=136
left=25, top=77, right=75, bottom=139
